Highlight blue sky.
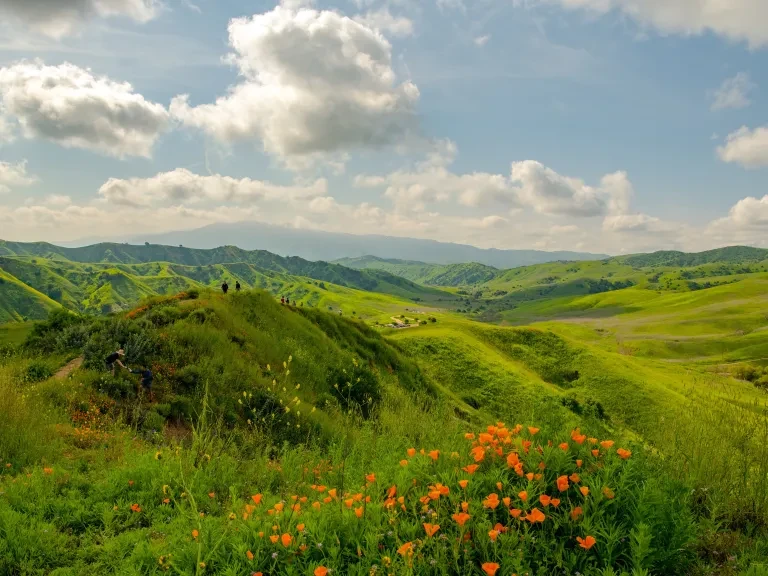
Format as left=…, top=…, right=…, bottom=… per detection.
left=0, top=0, right=766, bottom=254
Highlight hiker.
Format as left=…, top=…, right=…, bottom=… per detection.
left=281, top=296, right=285, bottom=304
left=235, top=281, right=241, bottom=292
left=130, top=366, right=154, bottom=402
left=222, top=281, right=229, bottom=294
left=105, top=348, right=126, bottom=375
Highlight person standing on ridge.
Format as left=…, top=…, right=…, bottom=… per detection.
left=105, top=348, right=126, bottom=376
left=222, top=281, right=229, bottom=294
left=281, top=296, right=285, bottom=304
left=235, top=281, right=241, bottom=292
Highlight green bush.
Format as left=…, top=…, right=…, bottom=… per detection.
left=328, top=363, right=381, bottom=418
left=24, top=361, right=53, bottom=383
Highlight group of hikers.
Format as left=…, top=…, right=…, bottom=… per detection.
left=220, top=281, right=241, bottom=294
left=105, top=349, right=154, bottom=402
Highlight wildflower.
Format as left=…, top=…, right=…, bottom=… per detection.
left=482, top=562, right=500, bottom=576
left=539, top=494, right=551, bottom=507
left=518, top=490, right=528, bottom=502
left=483, top=493, right=500, bottom=509
left=602, top=487, right=615, bottom=499
left=580, top=486, right=589, bottom=497
left=569, top=473, right=581, bottom=483
left=297, top=523, right=305, bottom=532
left=199, top=562, right=206, bottom=569
left=208, top=492, right=215, bottom=499
left=251, top=494, right=263, bottom=505
left=496, top=482, right=503, bottom=491
left=502, top=497, right=511, bottom=507
left=577, top=535, right=596, bottom=550
left=274, top=502, right=285, bottom=512
left=281, top=533, right=293, bottom=547
left=407, top=448, right=416, bottom=457
left=617, top=448, right=632, bottom=460
left=355, top=507, right=364, bottom=518
left=510, top=508, right=522, bottom=518
left=461, top=501, right=469, bottom=512
left=192, top=530, right=199, bottom=539
left=525, top=508, right=546, bottom=523
left=314, top=568, right=329, bottom=576
left=397, top=542, right=413, bottom=556
left=591, top=449, right=600, bottom=458
left=571, top=506, right=583, bottom=521
left=600, top=440, right=615, bottom=449
left=506, top=452, right=520, bottom=467
left=557, top=475, right=569, bottom=492
left=559, top=442, right=569, bottom=451
left=488, top=529, right=499, bottom=542
left=428, top=450, right=440, bottom=461
left=452, top=512, right=471, bottom=526
left=550, top=498, right=560, bottom=507
left=129, top=480, right=134, bottom=486
left=164, top=499, right=171, bottom=505
left=366, top=473, right=376, bottom=483
left=470, top=445, right=486, bottom=462
left=459, top=479, right=469, bottom=489
left=463, top=464, right=480, bottom=474
left=465, top=433, right=475, bottom=440
left=576, top=459, right=583, bottom=468
left=270, top=535, right=279, bottom=544
left=130, top=503, right=142, bottom=513
left=399, top=459, right=408, bottom=467
left=423, top=523, right=440, bottom=537
left=246, top=550, right=254, bottom=561
left=328, top=488, right=337, bottom=499
left=528, top=427, right=540, bottom=435
left=312, top=501, right=321, bottom=510
left=154, top=451, right=162, bottom=460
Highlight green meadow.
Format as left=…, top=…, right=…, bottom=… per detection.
left=1, top=242, right=768, bottom=575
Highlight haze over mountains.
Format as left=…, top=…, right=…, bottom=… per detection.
left=73, top=222, right=609, bottom=269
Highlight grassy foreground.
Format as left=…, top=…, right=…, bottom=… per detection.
left=1, top=290, right=767, bottom=575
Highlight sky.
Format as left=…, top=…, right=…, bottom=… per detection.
left=0, top=0, right=767, bottom=255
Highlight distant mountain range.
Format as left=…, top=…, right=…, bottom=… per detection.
left=66, top=222, right=609, bottom=268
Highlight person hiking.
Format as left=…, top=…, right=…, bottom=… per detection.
left=235, top=281, right=241, bottom=292
left=105, top=348, right=126, bottom=375
left=130, top=366, right=154, bottom=402
left=281, top=296, right=285, bottom=304
left=222, top=281, right=229, bottom=294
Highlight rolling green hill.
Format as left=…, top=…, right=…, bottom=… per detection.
left=0, top=268, right=61, bottom=323
left=334, top=255, right=500, bottom=286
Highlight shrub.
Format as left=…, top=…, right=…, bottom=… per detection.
left=328, top=362, right=381, bottom=419
left=24, top=361, right=53, bottom=383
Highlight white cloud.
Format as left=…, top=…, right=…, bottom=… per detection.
left=711, top=72, right=754, bottom=111
left=543, top=0, right=768, bottom=48
left=474, top=34, right=491, bottom=46
left=354, top=8, right=414, bottom=37
left=98, top=169, right=327, bottom=208
left=717, top=126, right=768, bottom=168
left=171, top=4, right=420, bottom=167
left=44, top=194, right=73, bottom=206
left=436, top=0, right=465, bottom=12
left=714, top=195, right=768, bottom=229
left=0, top=0, right=160, bottom=39
left=0, top=160, right=38, bottom=193
left=0, top=61, right=170, bottom=159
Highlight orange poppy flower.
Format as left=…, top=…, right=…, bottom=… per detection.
left=602, top=487, right=615, bottom=499
left=524, top=507, right=546, bottom=523
left=314, top=568, right=329, bottom=576
left=344, top=498, right=354, bottom=508
left=580, top=486, right=590, bottom=496
left=192, top=529, right=199, bottom=539
left=274, top=502, right=285, bottom=512
left=539, top=494, right=551, bottom=507
left=355, top=507, right=364, bottom=518
left=208, top=492, right=215, bottom=499
left=518, top=490, right=528, bottom=502
left=550, top=498, right=561, bottom=507
left=502, top=497, right=511, bottom=507
left=483, top=493, right=500, bottom=509
left=452, top=512, right=471, bottom=526
left=577, top=535, right=596, bottom=550
left=479, top=432, right=494, bottom=445
left=569, top=473, right=581, bottom=483
left=465, top=433, right=476, bottom=440
left=270, top=535, right=279, bottom=544
left=297, top=523, right=305, bottom=532
left=559, top=442, right=569, bottom=451
left=506, top=452, right=520, bottom=467
left=459, top=479, right=469, bottom=489
left=365, top=473, right=376, bottom=483
left=316, top=485, right=327, bottom=493
left=571, top=506, right=583, bottom=520
left=557, top=475, right=569, bottom=492
left=400, top=459, right=408, bottom=467
left=488, top=529, right=499, bottom=542
left=600, top=440, right=615, bottom=449
left=528, top=427, right=540, bottom=435
left=397, top=542, right=413, bottom=556
left=591, top=449, right=600, bottom=458
left=522, top=440, right=532, bottom=454
left=463, top=464, right=480, bottom=474
left=131, top=503, right=142, bottom=513
left=526, top=472, right=534, bottom=481
left=328, top=489, right=337, bottom=499
left=617, top=448, right=632, bottom=460
left=281, top=533, right=293, bottom=547
left=482, top=562, right=500, bottom=576
left=429, top=450, right=440, bottom=461
left=246, top=550, right=254, bottom=561
left=423, top=523, right=440, bottom=537
left=407, top=448, right=416, bottom=457
left=496, top=482, right=503, bottom=491
left=509, top=508, right=522, bottom=518
left=576, top=459, right=583, bottom=468
left=322, top=496, right=332, bottom=504
left=388, top=485, right=397, bottom=498
left=470, top=446, right=486, bottom=462
left=251, top=494, right=263, bottom=505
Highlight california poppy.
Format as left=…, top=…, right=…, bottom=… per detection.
left=600, top=440, right=614, bottom=449
left=488, top=529, right=499, bottom=542
left=246, top=550, right=254, bottom=560
left=569, top=473, right=581, bottom=483
left=452, top=512, right=471, bottom=526
left=539, top=494, right=551, bottom=507
left=571, top=506, right=583, bottom=520
left=483, top=493, right=500, bottom=509
left=482, top=562, right=500, bottom=576
left=400, top=459, right=408, bottom=467
left=459, top=479, right=469, bottom=489
left=423, top=523, right=440, bottom=537
left=580, top=486, right=590, bottom=496
left=550, top=498, right=561, bottom=507
left=463, top=463, right=480, bottom=474
left=281, top=533, right=293, bottom=547
left=355, top=507, right=364, bottom=518
left=192, top=529, right=199, bottom=539
left=602, top=487, right=615, bottom=499
left=365, top=473, right=376, bottom=483
left=559, top=442, right=569, bottom=451
left=297, top=523, right=305, bottom=532
left=617, top=448, right=632, bottom=460
left=270, top=535, right=279, bottom=544
left=314, top=568, right=329, bottom=576
left=525, top=507, right=546, bottom=523
left=407, top=448, right=416, bottom=457
left=557, top=475, right=569, bottom=492
left=397, top=542, right=413, bottom=556
left=429, top=450, right=440, bottom=461
left=518, top=490, right=528, bottom=502
left=470, top=446, right=486, bottom=462
left=577, top=535, right=596, bottom=550
left=251, top=494, right=263, bottom=505
left=527, top=427, right=540, bottom=435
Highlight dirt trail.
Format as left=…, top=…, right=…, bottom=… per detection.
left=55, top=356, right=83, bottom=379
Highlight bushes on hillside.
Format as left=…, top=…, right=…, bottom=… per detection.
left=327, top=362, right=381, bottom=419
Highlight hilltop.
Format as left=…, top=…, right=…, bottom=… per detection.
left=334, top=256, right=500, bottom=286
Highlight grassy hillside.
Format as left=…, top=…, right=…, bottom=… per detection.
left=0, top=241, right=450, bottom=304
left=335, top=255, right=500, bottom=286
left=0, top=268, right=61, bottom=323
left=1, top=290, right=767, bottom=574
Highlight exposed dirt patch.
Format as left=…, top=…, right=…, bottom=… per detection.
left=55, top=356, right=83, bottom=379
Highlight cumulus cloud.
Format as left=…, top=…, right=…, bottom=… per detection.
left=714, top=195, right=768, bottom=229
left=0, top=160, right=38, bottom=193
left=474, top=35, right=491, bottom=46
left=717, top=126, right=768, bottom=168
left=0, top=0, right=160, bottom=39
left=98, top=169, right=327, bottom=208
left=171, top=4, right=420, bottom=167
left=711, top=72, right=754, bottom=111
left=542, top=0, right=768, bottom=48
left=354, top=8, right=414, bottom=37
left=0, top=61, right=170, bottom=159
